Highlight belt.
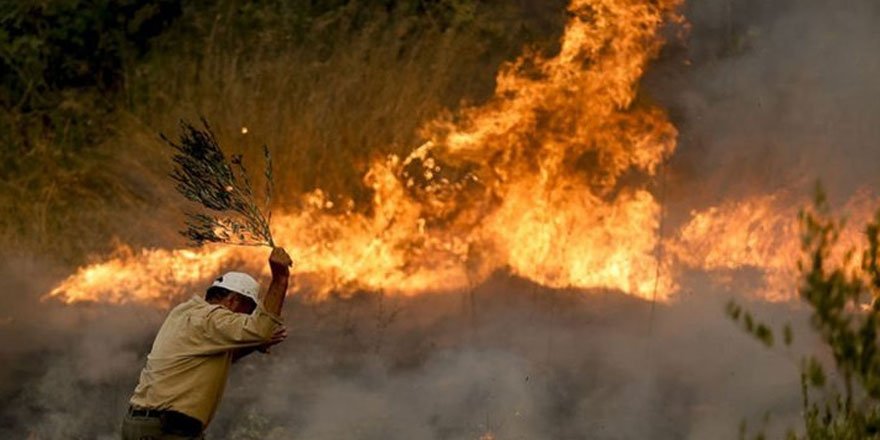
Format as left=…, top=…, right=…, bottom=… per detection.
left=128, top=406, right=204, bottom=436
left=128, top=406, right=165, bottom=418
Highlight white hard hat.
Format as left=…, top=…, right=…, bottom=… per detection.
left=211, top=271, right=260, bottom=303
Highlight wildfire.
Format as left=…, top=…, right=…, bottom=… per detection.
left=50, top=244, right=238, bottom=306
left=668, top=190, right=878, bottom=301
left=45, top=0, right=877, bottom=307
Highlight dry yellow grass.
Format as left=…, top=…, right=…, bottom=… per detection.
left=2, top=1, right=566, bottom=263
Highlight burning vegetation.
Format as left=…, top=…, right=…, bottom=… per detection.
left=48, top=0, right=684, bottom=304
left=44, top=0, right=878, bottom=307
left=5, top=0, right=880, bottom=438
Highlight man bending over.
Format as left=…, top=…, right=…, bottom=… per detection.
left=121, top=247, right=292, bottom=439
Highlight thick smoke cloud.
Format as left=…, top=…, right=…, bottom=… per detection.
left=219, top=280, right=808, bottom=440
left=0, top=256, right=809, bottom=438
left=2, top=0, right=876, bottom=438
left=0, top=255, right=163, bottom=439
left=656, top=0, right=880, bottom=209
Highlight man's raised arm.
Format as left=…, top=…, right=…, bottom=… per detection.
left=232, top=247, right=292, bottom=361
left=265, top=247, right=292, bottom=316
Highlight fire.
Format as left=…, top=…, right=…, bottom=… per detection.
left=49, top=0, right=876, bottom=307
left=50, top=244, right=238, bottom=306
left=667, top=195, right=802, bottom=301
left=413, top=0, right=682, bottom=299
left=668, top=190, right=878, bottom=301
left=48, top=0, right=686, bottom=305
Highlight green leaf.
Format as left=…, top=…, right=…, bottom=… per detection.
left=806, top=357, right=826, bottom=388
left=755, top=324, right=774, bottom=347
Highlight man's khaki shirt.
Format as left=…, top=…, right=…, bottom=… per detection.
left=129, top=295, right=282, bottom=425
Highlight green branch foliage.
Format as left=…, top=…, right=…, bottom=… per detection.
left=732, top=187, right=880, bottom=439
left=164, top=118, right=275, bottom=247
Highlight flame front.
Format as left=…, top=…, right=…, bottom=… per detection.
left=668, top=190, right=878, bottom=301
left=51, top=245, right=237, bottom=306
left=47, top=0, right=876, bottom=306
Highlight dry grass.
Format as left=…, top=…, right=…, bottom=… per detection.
left=127, top=1, right=565, bottom=201
left=1, top=0, right=567, bottom=263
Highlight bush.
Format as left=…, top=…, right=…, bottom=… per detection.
left=732, top=188, right=880, bottom=439
left=0, top=0, right=183, bottom=259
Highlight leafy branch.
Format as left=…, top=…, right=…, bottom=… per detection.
left=732, top=187, right=880, bottom=439
left=163, top=118, right=275, bottom=247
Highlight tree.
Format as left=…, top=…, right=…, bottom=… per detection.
left=731, top=188, right=880, bottom=439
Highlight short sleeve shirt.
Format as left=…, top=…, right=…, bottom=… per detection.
left=129, top=295, right=282, bottom=425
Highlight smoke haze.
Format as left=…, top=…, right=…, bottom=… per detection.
left=0, top=258, right=809, bottom=439
left=2, top=0, right=879, bottom=438
left=659, top=0, right=880, bottom=209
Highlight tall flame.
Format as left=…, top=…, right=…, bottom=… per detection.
left=48, top=0, right=876, bottom=306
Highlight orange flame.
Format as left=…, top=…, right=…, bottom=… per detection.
left=49, top=245, right=237, bottom=306
left=668, top=190, right=878, bottom=301
left=50, top=1, right=876, bottom=306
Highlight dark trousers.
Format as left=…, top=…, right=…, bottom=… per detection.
left=121, top=410, right=205, bottom=440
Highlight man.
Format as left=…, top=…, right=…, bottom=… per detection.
left=121, top=247, right=293, bottom=439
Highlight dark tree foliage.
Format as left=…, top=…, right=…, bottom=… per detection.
left=1, top=0, right=183, bottom=178
left=1, top=0, right=182, bottom=105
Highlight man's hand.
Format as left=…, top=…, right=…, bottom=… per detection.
left=234, top=327, right=288, bottom=360
left=268, top=326, right=288, bottom=345
left=257, top=326, right=288, bottom=354
left=269, top=247, right=293, bottom=274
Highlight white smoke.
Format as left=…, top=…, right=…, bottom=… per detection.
left=3, top=0, right=878, bottom=438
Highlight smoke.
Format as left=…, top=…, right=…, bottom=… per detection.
left=0, top=254, right=810, bottom=438
left=3, top=0, right=878, bottom=438
left=0, top=255, right=162, bottom=439
left=214, top=275, right=812, bottom=439
left=656, top=0, right=880, bottom=209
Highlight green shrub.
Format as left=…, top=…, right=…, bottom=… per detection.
left=732, top=188, right=880, bottom=439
